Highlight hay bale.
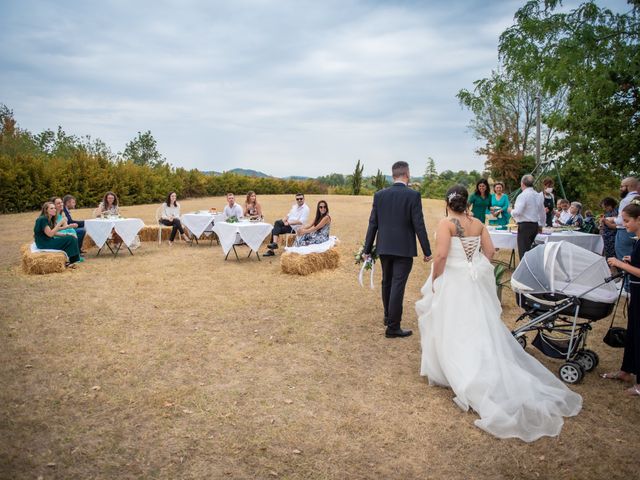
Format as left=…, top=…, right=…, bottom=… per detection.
left=21, top=243, right=67, bottom=275
left=138, top=225, right=174, bottom=242
left=280, top=248, right=340, bottom=275
left=82, top=235, right=96, bottom=250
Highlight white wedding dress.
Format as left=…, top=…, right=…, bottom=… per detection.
left=416, top=235, right=582, bottom=442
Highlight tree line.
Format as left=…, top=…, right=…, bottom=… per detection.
left=0, top=106, right=326, bottom=214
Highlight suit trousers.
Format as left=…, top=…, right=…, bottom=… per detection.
left=517, top=222, right=539, bottom=260
left=379, top=255, right=413, bottom=330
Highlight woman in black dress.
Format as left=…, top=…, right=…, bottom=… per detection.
left=604, top=200, right=640, bottom=397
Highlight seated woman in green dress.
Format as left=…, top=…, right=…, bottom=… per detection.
left=468, top=178, right=491, bottom=224
left=489, top=181, right=511, bottom=228
left=51, top=196, right=78, bottom=238
left=34, top=202, right=81, bottom=264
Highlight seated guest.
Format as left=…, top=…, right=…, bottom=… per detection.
left=263, top=193, right=310, bottom=257
left=94, top=191, right=120, bottom=217
left=223, top=192, right=244, bottom=219
left=294, top=200, right=331, bottom=247
left=51, top=197, right=78, bottom=239
left=244, top=191, right=263, bottom=219
left=62, top=194, right=86, bottom=252
left=161, top=191, right=190, bottom=245
left=553, top=199, right=571, bottom=227
left=599, top=197, right=619, bottom=265
left=564, top=201, right=584, bottom=228
left=541, top=178, right=555, bottom=227
left=581, top=209, right=598, bottom=234
left=468, top=179, right=491, bottom=224
left=488, top=181, right=511, bottom=228
left=34, top=201, right=81, bottom=265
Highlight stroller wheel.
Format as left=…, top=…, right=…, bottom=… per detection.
left=575, top=350, right=599, bottom=372
left=515, top=334, right=527, bottom=349
left=559, top=361, right=584, bottom=384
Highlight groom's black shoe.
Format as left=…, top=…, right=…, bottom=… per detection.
left=385, top=328, right=412, bottom=338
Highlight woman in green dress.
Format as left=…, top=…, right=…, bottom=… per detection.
left=34, top=202, right=81, bottom=264
left=468, top=178, right=491, bottom=224
left=489, top=181, right=511, bottom=228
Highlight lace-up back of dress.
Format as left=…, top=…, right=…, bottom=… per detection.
left=450, top=218, right=481, bottom=262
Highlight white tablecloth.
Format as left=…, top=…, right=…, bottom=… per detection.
left=489, top=230, right=603, bottom=254
left=212, top=221, right=272, bottom=256
left=181, top=212, right=225, bottom=238
left=85, top=218, right=145, bottom=248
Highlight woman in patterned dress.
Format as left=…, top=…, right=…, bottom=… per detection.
left=294, top=200, right=331, bottom=247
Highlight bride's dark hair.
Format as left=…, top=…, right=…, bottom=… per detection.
left=445, top=184, right=469, bottom=214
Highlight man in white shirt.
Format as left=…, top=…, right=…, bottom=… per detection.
left=223, top=193, right=244, bottom=219
left=603, top=176, right=639, bottom=291
left=511, top=174, right=546, bottom=260
left=263, top=193, right=310, bottom=257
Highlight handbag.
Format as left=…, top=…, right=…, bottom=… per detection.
left=603, top=281, right=627, bottom=348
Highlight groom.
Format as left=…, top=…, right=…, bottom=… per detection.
left=364, top=161, right=432, bottom=338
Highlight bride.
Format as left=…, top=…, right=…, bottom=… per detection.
left=416, top=185, right=582, bottom=442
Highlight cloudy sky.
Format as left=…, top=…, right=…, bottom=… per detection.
left=0, top=0, right=629, bottom=177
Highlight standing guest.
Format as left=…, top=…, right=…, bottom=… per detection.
left=603, top=200, right=640, bottom=397
left=94, top=191, right=120, bottom=217
left=468, top=179, right=491, bottom=224
left=160, top=191, right=190, bottom=245
left=244, top=191, right=263, bottom=219
left=553, top=199, right=571, bottom=227
left=294, top=200, right=331, bottom=247
left=223, top=192, right=244, bottom=219
left=62, top=194, right=86, bottom=252
left=488, top=181, right=511, bottom=228
left=564, top=202, right=584, bottom=228
left=263, top=193, right=310, bottom=257
left=34, top=201, right=81, bottom=265
left=603, top=177, right=639, bottom=291
left=599, top=197, right=619, bottom=264
left=541, top=178, right=556, bottom=227
left=364, top=161, right=432, bottom=338
left=511, top=174, right=546, bottom=260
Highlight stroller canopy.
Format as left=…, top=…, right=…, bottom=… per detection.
left=511, top=241, right=618, bottom=304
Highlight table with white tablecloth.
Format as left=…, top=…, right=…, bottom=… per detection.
left=181, top=212, right=225, bottom=240
left=212, top=221, right=272, bottom=260
left=85, top=218, right=145, bottom=256
left=489, top=229, right=604, bottom=255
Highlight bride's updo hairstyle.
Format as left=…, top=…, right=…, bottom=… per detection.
left=445, top=184, right=469, bottom=214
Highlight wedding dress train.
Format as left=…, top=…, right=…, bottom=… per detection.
left=416, top=236, right=582, bottom=442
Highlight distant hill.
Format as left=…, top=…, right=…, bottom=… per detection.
left=228, top=168, right=270, bottom=178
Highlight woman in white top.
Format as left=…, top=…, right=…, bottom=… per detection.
left=161, top=192, right=190, bottom=245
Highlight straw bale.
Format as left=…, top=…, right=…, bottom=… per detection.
left=20, top=243, right=67, bottom=275
left=280, top=247, right=340, bottom=275
left=138, top=225, right=173, bottom=242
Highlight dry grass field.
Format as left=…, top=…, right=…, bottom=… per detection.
left=0, top=194, right=637, bottom=480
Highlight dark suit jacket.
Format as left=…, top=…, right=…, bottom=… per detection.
left=63, top=207, right=85, bottom=228
left=364, top=182, right=431, bottom=257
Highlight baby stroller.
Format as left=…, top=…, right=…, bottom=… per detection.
left=510, top=241, right=621, bottom=384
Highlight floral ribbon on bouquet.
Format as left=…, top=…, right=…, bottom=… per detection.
left=355, top=243, right=378, bottom=289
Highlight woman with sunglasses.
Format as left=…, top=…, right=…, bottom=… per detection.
left=293, top=201, right=331, bottom=247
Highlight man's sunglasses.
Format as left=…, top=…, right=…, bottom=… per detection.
left=296, top=197, right=304, bottom=201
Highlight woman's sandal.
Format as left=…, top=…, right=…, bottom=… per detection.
left=601, top=371, right=634, bottom=383
left=625, top=385, right=640, bottom=397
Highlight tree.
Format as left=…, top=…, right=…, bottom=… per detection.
left=497, top=0, right=639, bottom=199
left=373, top=169, right=387, bottom=191
left=121, top=130, right=166, bottom=168
left=351, top=159, right=364, bottom=195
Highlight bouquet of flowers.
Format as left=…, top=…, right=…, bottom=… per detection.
left=355, top=243, right=378, bottom=288
left=226, top=215, right=239, bottom=223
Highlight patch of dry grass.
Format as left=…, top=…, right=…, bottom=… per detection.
left=0, top=195, right=637, bottom=479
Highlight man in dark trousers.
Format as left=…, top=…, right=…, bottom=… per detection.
left=364, top=161, right=432, bottom=338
